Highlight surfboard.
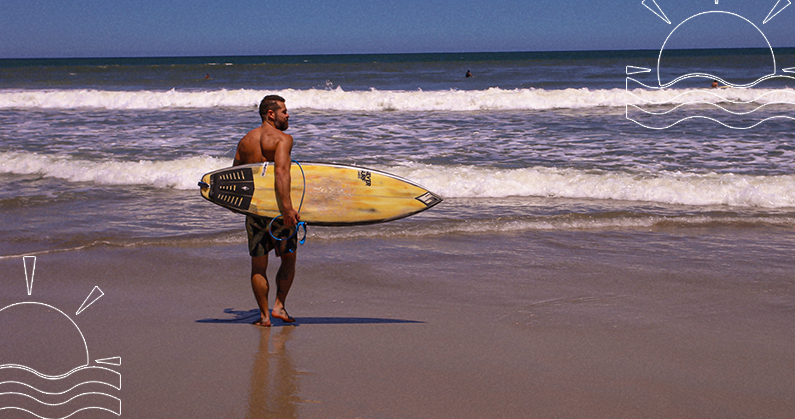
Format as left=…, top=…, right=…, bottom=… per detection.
left=198, top=162, right=443, bottom=226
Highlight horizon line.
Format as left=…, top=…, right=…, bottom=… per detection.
left=3, top=46, right=795, bottom=62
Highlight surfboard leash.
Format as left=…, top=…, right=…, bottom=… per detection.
left=268, top=160, right=307, bottom=249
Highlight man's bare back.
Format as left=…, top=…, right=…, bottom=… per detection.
left=234, top=95, right=299, bottom=327
left=233, top=124, right=286, bottom=165
left=233, top=99, right=299, bottom=227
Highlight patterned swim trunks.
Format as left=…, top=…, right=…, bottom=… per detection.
left=246, top=215, right=298, bottom=257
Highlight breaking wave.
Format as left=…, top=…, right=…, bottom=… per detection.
left=2, top=151, right=794, bottom=208
left=5, top=86, right=794, bottom=112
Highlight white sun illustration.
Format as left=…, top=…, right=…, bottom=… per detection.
left=0, top=256, right=122, bottom=418
left=626, top=0, right=795, bottom=129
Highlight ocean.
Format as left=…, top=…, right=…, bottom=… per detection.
left=1, top=49, right=793, bottom=257
left=2, top=50, right=795, bottom=418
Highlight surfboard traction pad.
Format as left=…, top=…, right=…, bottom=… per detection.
left=207, top=167, right=255, bottom=212
left=200, top=163, right=443, bottom=225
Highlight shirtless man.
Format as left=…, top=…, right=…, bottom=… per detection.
left=233, top=95, right=300, bottom=327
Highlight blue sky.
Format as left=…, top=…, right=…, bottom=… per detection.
left=1, top=0, right=793, bottom=58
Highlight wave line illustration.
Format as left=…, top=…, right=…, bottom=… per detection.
left=630, top=101, right=795, bottom=117
left=0, top=376, right=121, bottom=418
left=0, top=391, right=120, bottom=408
left=626, top=76, right=795, bottom=129
left=0, top=366, right=121, bottom=393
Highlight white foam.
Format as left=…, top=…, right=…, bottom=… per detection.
left=2, top=152, right=793, bottom=208
left=388, top=164, right=795, bottom=208
left=0, top=151, right=229, bottom=190
left=8, top=86, right=792, bottom=111
left=0, top=88, right=264, bottom=110
left=308, top=217, right=663, bottom=240
left=307, top=213, right=795, bottom=239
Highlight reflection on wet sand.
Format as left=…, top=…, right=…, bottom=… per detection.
left=245, top=326, right=300, bottom=419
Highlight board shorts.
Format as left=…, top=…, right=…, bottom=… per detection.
left=246, top=215, right=298, bottom=257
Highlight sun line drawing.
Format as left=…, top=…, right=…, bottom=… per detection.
left=1, top=256, right=122, bottom=418
left=627, top=0, right=795, bottom=129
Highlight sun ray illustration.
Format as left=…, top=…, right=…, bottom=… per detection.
left=627, top=66, right=652, bottom=75
left=76, top=286, right=104, bottom=316
left=23, top=256, right=36, bottom=296
left=764, top=0, right=791, bottom=24
left=95, top=357, right=121, bottom=367
left=642, top=0, right=671, bottom=24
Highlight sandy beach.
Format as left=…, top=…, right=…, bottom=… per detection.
left=2, top=226, right=793, bottom=419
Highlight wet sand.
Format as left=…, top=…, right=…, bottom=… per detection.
left=1, top=229, right=794, bottom=418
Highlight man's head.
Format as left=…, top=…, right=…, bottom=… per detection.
left=259, top=95, right=289, bottom=130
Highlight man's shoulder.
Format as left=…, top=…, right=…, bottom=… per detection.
left=278, top=131, right=294, bottom=143
left=264, top=128, right=293, bottom=146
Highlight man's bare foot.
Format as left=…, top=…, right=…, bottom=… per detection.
left=271, top=307, right=295, bottom=323
left=252, top=317, right=271, bottom=327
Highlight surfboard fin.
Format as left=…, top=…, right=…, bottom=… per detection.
left=416, top=192, right=443, bottom=208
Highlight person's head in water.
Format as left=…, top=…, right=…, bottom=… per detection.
left=259, top=95, right=289, bottom=130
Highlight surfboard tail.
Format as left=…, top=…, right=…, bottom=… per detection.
left=199, top=167, right=256, bottom=214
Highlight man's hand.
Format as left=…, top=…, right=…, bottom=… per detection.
left=282, top=208, right=300, bottom=228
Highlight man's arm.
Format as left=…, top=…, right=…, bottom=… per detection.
left=273, top=134, right=300, bottom=227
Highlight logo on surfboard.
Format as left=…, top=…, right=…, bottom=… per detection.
left=358, top=170, right=372, bottom=186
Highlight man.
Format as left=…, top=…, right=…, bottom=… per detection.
left=233, top=95, right=300, bottom=327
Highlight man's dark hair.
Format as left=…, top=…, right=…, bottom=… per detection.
left=259, top=95, right=286, bottom=121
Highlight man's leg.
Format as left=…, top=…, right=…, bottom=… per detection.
left=271, top=252, right=296, bottom=323
left=250, top=254, right=271, bottom=326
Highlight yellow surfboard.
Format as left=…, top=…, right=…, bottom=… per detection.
left=198, top=162, right=443, bottom=226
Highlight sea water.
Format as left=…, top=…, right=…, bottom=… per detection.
left=0, top=50, right=794, bottom=257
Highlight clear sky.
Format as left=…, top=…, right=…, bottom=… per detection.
left=1, top=0, right=793, bottom=58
